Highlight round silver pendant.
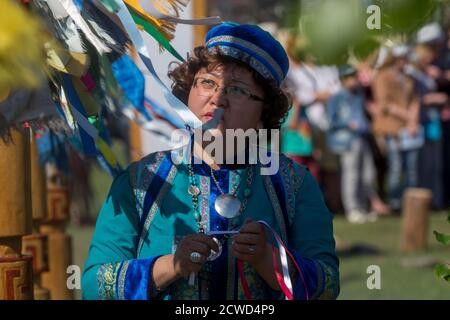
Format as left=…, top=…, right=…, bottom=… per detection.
left=214, top=194, right=242, bottom=219
left=207, top=237, right=222, bottom=261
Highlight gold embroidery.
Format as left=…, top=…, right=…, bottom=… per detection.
left=118, top=261, right=129, bottom=300
left=97, top=262, right=121, bottom=300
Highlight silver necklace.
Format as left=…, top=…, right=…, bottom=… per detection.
left=210, top=166, right=253, bottom=219
left=187, top=163, right=254, bottom=261
left=187, top=163, right=205, bottom=233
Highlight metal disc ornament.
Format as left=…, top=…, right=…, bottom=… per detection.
left=207, top=237, right=222, bottom=261
left=214, top=194, right=242, bottom=219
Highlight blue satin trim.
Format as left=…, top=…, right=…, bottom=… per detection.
left=141, top=155, right=173, bottom=230
left=62, top=74, right=97, bottom=156
left=122, top=256, right=159, bottom=300
left=290, top=250, right=322, bottom=300
left=111, top=55, right=150, bottom=120
left=208, top=168, right=230, bottom=300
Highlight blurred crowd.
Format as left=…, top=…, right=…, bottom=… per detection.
left=280, top=22, right=450, bottom=224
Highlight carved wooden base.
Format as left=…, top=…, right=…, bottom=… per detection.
left=22, top=233, right=48, bottom=275
left=22, top=233, right=50, bottom=300
left=0, top=255, right=33, bottom=300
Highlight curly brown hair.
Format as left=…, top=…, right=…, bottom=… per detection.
left=168, top=46, right=291, bottom=130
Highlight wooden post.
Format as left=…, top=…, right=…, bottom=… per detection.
left=22, top=139, right=50, bottom=300
left=193, top=0, right=208, bottom=47
left=127, top=44, right=144, bottom=162
left=129, top=118, right=143, bottom=162
left=0, top=129, right=34, bottom=300
left=400, top=188, right=432, bottom=253
left=40, top=164, right=74, bottom=300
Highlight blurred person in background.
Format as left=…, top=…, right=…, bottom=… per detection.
left=420, top=23, right=450, bottom=208
left=327, top=64, right=389, bottom=224
left=406, top=42, right=447, bottom=210
left=287, top=46, right=342, bottom=213
left=356, top=53, right=390, bottom=203
left=371, top=46, right=421, bottom=212
left=281, top=35, right=318, bottom=180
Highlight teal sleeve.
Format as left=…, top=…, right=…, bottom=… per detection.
left=290, top=168, right=340, bottom=299
left=81, top=169, right=159, bottom=300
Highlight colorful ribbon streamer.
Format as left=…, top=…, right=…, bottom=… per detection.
left=58, top=0, right=112, bottom=54
left=138, top=0, right=222, bottom=25
left=114, top=0, right=202, bottom=129
left=237, top=220, right=310, bottom=300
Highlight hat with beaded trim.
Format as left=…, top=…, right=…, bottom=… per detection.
left=205, top=22, right=289, bottom=86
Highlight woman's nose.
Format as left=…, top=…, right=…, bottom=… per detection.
left=209, top=88, right=229, bottom=108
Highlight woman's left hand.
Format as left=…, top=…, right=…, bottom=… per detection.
left=230, top=218, right=269, bottom=266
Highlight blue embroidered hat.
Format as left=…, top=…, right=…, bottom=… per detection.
left=205, top=22, right=289, bottom=86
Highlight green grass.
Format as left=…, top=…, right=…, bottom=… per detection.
left=334, top=212, right=450, bottom=299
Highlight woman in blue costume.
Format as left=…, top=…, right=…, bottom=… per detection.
left=82, top=22, right=340, bottom=300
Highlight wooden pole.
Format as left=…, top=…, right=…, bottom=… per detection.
left=40, top=164, right=74, bottom=300
left=129, top=118, right=143, bottom=162
left=127, top=44, right=144, bottom=162
left=22, top=139, right=50, bottom=300
left=193, top=0, right=208, bottom=47
left=400, top=188, right=432, bottom=253
left=0, top=129, right=33, bottom=300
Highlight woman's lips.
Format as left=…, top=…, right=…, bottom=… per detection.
left=202, top=112, right=224, bottom=123
left=202, top=112, right=214, bottom=121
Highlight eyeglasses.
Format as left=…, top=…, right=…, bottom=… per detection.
left=192, top=77, right=265, bottom=102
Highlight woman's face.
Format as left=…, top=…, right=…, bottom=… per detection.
left=187, top=63, right=265, bottom=133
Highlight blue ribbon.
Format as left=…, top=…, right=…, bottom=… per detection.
left=62, top=74, right=98, bottom=156
left=111, top=55, right=151, bottom=120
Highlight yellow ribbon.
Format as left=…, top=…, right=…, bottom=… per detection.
left=45, top=41, right=90, bottom=77
left=97, top=138, right=118, bottom=168
left=123, top=0, right=182, bottom=41
left=72, top=78, right=99, bottom=116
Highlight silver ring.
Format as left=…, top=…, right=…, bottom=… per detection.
left=248, top=245, right=256, bottom=253
left=190, top=251, right=202, bottom=263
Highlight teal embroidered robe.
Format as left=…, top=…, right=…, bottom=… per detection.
left=82, top=151, right=340, bottom=300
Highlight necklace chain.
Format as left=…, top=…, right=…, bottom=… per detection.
left=187, top=163, right=204, bottom=232
left=210, top=167, right=236, bottom=195
left=187, top=163, right=254, bottom=231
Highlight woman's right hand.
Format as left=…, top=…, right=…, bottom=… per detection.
left=172, top=234, right=219, bottom=277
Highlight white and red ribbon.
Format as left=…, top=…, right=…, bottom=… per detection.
left=237, top=220, right=309, bottom=300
